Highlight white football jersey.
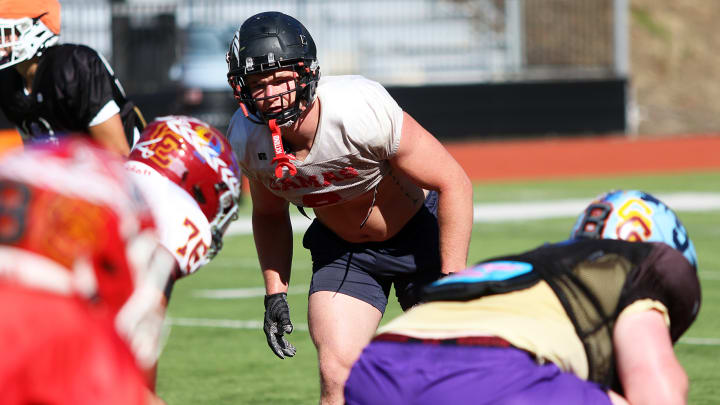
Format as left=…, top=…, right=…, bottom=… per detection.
left=227, top=75, right=403, bottom=208
left=124, top=160, right=212, bottom=276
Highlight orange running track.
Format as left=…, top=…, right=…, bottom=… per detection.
left=444, top=134, right=720, bottom=181
left=2, top=129, right=719, bottom=180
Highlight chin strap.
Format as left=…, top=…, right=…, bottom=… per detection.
left=268, top=119, right=297, bottom=179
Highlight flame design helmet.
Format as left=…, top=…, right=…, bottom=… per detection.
left=570, top=190, right=697, bottom=269
left=129, top=116, right=242, bottom=260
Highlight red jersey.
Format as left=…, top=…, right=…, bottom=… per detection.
left=0, top=283, right=148, bottom=405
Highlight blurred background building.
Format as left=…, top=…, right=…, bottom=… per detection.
left=5, top=0, right=638, bottom=139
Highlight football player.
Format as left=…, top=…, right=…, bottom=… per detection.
left=345, top=190, right=700, bottom=405
left=124, top=115, right=242, bottom=390
left=125, top=115, right=242, bottom=286
left=0, top=138, right=174, bottom=404
left=0, top=0, right=145, bottom=155
left=225, top=11, right=473, bottom=404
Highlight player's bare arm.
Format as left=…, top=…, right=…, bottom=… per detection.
left=613, top=309, right=688, bottom=405
left=390, top=111, right=473, bottom=273
left=248, top=175, right=297, bottom=359
left=249, top=176, right=293, bottom=294
left=89, top=113, right=131, bottom=156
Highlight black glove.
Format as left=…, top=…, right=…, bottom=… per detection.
left=263, top=292, right=296, bottom=359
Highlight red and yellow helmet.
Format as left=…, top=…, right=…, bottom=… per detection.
left=128, top=116, right=242, bottom=259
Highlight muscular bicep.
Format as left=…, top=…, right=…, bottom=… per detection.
left=390, top=112, right=469, bottom=192
left=88, top=113, right=130, bottom=156
left=613, top=309, right=688, bottom=405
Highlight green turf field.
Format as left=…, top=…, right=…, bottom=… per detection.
left=157, top=170, right=720, bottom=404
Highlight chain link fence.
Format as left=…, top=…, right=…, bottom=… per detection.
left=26, top=0, right=627, bottom=136
left=58, top=0, right=627, bottom=92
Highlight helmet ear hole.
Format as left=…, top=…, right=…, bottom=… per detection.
left=192, top=185, right=206, bottom=205
left=100, top=256, right=116, bottom=274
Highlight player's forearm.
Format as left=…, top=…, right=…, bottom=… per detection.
left=252, top=211, right=294, bottom=294
left=622, top=366, right=688, bottom=405
left=436, top=173, right=473, bottom=274
left=614, top=310, right=688, bottom=405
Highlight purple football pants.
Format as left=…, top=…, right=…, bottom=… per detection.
left=344, top=341, right=613, bottom=405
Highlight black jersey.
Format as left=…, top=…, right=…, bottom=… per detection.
left=0, top=44, right=144, bottom=146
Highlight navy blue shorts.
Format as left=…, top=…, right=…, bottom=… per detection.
left=303, top=191, right=442, bottom=313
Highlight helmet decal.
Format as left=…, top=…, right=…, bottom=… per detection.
left=133, top=123, right=185, bottom=175
left=614, top=197, right=653, bottom=241
left=570, top=190, right=698, bottom=269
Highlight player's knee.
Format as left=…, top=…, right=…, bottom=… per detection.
left=318, top=364, right=349, bottom=405
left=319, top=357, right=351, bottom=381
left=318, top=354, right=353, bottom=391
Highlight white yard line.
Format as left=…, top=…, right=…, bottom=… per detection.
left=166, top=316, right=717, bottom=346
left=679, top=337, right=720, bottom=346
left=197, top=193, right=720, bottom=344
left=226, top=192, right=720, bottom=236
left=192, top=270, right=720, bottom=301
left=699, top=271, right=720, bottom=281
left=208, top=257, right=312, bottom=269
left=167, top=317, right=309, bottom=332
left=191, top=271, right=719, bottom=299
left=191, top=285, right=309, bottom=299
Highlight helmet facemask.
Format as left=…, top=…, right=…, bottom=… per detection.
left=207, top=183, right=240, bottom=259
left=228, top=57, right=319, bottom=127
left=0, top=15, right=58, bottom=71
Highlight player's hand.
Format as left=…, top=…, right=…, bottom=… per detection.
left=263, top=292, right=296, bottom=359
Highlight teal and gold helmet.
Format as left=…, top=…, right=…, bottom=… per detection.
left=570, top=190, right=697, bottom=269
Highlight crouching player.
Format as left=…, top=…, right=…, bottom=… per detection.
left=345, top=190, right=700, bottom=405
left=125, top=115, right=242, bottom=284
left=124, top=116, right=242, bottom=387
left=0, top=138, right=174, bottom=404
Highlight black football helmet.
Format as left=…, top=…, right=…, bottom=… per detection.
left=226, top=12, right=320, bottom=126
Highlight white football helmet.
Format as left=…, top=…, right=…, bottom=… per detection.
left=0, top=0, right=61, bottom=71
